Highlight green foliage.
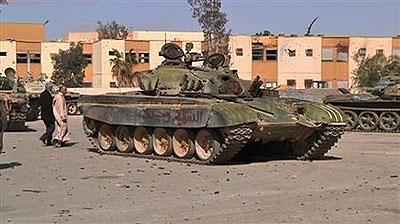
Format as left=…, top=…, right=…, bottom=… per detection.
left=187, top=0, right=230, bottom=55
left=255, top=30, right=272, bottom=36
left=51, top=43, right=88, bottom=88
left=96, top=21, right=129, bottom=40
left=110, top=49, right=138, bottom=87
left=353, top=53, right=400, bottom=87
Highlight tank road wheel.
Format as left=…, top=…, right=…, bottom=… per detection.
left=153, top=128, right=173, bottom=156
left=115, top=126, right=134, bottom=153
left=343, top=110, right=358, bottom=130
left=359, top=111, right=379, bottom=131
left=133, top=127, right=153, bottom=154
left=67, top=102, right=78, bottom=115
left=379, top=112, right=400, bottom=131
left=98, top=124, right=116, bottom=151
left=195, top=129, right=221, bottom=161
left=173, top=129, right=195, bottom=159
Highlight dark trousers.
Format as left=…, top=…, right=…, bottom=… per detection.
left=40, top=120, right=55, bottom=145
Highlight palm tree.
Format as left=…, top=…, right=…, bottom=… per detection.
left=109, top=49, right=137, bottom=87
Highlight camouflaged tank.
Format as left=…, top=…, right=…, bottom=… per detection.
left=79, top=43, right=346, bottom=164
left=324, top=76, right=400, bottom=132
left=0, top=74, right=29, bottom=131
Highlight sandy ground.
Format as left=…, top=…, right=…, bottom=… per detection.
left=1, top=116, right=399, bottom=224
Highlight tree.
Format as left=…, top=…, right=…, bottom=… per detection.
left=187, top=0, right=230, bottom=55
left=352, top=53, right=400, bottom=88
left=0, top=0, right=8, bottom=4
left=96, top=21, right=129, bottom=40
left=51, top=43, right=88, bottom=87
left=255, top=30, right=272, bottom=36
left=109, top=49, right=138, bottom=87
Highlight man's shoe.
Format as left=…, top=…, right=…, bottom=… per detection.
left=39, top=136, right=46, bottom=145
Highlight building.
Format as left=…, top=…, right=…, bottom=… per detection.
left=1, top=21, right=399, bottom=89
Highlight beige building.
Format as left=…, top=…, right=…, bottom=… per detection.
left=41, top=42, right=71, bottom=78
left=0, top=40, right=17, bottom=76
left=229, top=35, right=252, bottom=80
left=2, top=21, right=400, bottom=90
left=277, top=36, right=322, bottom=89
left=348, top=37, right=393, bottom=87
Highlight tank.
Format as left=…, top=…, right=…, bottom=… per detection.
left=324, top=76, right=400, bottom=132
left=65, top=92, right=81, bottom=115
left=79, top=43, right=346, bottom=164
left=0, top=73, right=29, bottom=131
left=22, top=78, right=46, bottom=121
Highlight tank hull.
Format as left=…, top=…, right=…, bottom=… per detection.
left=325, top=95, right=400, bottom=132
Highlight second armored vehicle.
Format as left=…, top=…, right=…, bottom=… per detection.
left=0, top=74, right=29, bottom=131
left=79, top=43, right=346, bottom=164
left=324, top=76, right=400, bottom=132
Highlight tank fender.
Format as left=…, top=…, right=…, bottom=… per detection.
left=207, top=102, right=258, bottom=128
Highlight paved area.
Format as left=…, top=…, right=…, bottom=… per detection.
left=1, top=116, right=399, bottom=224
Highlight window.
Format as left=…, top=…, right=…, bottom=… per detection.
left=287, top=79, right=296, bottom=88
left=109, top=50, right=116, bottom=56
left=236, top=48, right=243, bottom=56
left=83, top=54, right=92, bottom=64
left=252, top=43, right=263, bottom=60
left=337, top=46, right=349, bottom=62
left=305, top=49, right=313, bottom=57
left=0, top=51, right=7, bottom=56
left=30, top=53, right=41, bottom=64
left=109, top=81, right=117, bottom=88
left=393, top=49, right=400, bottom=59
left=304, top=79, right=313, bottom=89
left=265, top=48, right=277, bottom=60
left=376, top=49, right=384, bottom=55
left=16, top=53, right=28, bottom=63
left=358, top=48, right=367, bottom=57
left=322, top=48, right=333, bottom=61
left=288, top=49, right=296, bottom=57
left=138, top=52, right=149, bottom=63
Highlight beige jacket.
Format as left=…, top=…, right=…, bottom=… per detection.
left=53, top=92, right=68, bottom=122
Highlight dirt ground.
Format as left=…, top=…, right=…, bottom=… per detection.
left=1, top=116, right=399, bottom=224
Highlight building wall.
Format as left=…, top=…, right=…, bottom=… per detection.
left=278, top=36, right=322, bottom=89
left=230, top=35, right=252, bottom=80
left=321, top=37, right=349, bottom=88
left=16, top=41, right=42, bottom=79
left=131, top=31, right=204, bottom=42
left=0, top=22, right=45, bottom=42
left=125, top=40, right=150, bottom=72
left=251, top=36, right=278, bottom=83
left=62, top=32, right=99, bottom=43
left=392, top=37, right=400, bottom=56
left=0, top=40, right=17, bottom=76
left=348, top=37, right=393, bottom=87
left=41, top=42, right=70, bottom=78
left=82, top=43, right=93, bottom=84
left=92, top=40, right=125, bottom=89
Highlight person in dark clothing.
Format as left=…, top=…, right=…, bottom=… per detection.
left=38, top=83, right=55, bottom=146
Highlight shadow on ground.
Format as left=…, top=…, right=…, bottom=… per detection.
left=0, top=162, right=22, bottom=170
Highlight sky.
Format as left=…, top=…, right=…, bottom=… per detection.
left=1, top=0, right=399, bottom=40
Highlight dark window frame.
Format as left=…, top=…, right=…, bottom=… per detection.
left=265, top=48, right=277, bottom=60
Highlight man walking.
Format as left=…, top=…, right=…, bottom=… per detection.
left=38, top=82, right=55, bottom=146
left=53, top=85, right=69, bottom=147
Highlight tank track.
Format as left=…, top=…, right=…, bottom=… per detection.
left=297, top=126, right=344, bottom=160
left=338, top=106, right=400, bottom=133
left=84, top=122, right=254, bottom=165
